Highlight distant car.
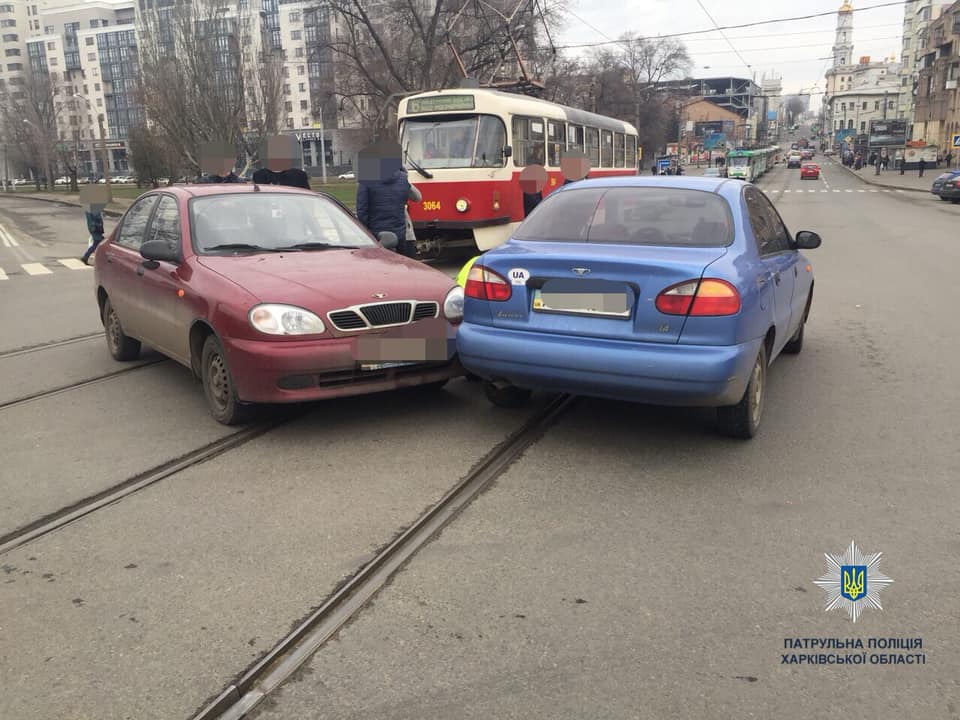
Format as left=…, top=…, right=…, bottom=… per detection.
left=54, top=176, right=71, bottom=185
left=457, top=176, right=822, bottom=438
left=931, top=170, right=960, bottom=201
left=823, top=148, right=836, bottom=156
left=800, top=150, right=814, bottom=161
left=702, top=167, right=721, bottom=177
left=800, top=163, right=820, bottom=180
left=337, top=172, right=355, bottom=180
left=787, top=154, right=802, bottom=169
left=93, top=185, right=464, bottom=424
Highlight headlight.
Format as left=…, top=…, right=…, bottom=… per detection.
left=455, top=198, right=469, bottom=213
left=249, top=304, right=326, bottom=335
left=443, top=286, right=464, bottom=322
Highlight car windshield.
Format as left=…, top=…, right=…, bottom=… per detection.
left=190, top=193, right=376, bottom=254
left=513, top=187, right=734, bottom=247
left=400, top=114, right=506, bottom=169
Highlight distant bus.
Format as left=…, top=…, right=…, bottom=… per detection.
left=397, top=88, right=640, bottom=254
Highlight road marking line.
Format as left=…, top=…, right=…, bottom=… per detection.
left=896, top=189, right=904, bottom=193
left=21, top=263, right=52, bottom=276
left=845, top=189, right=853, bottom=192
left=821, top=189, right=828, bottom=192
left=857, top=189, right=865, bottom=192
left=0, top=267, right=7, bottom=281
left=58, top=258, right=90, bottom=270
left=833, top=189, right=840, bottom=192
left=883, top=189, right=891, bottom=192
left=808, top=189, right=815, bottom=193
left=0, top=235, right=7, bottom=247
left=784, top=189, right=791, bottom=193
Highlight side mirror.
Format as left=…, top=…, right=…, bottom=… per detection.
left=140, top=238, right=181, bottom=264
left=794, top=230, right=822, bottom=250
left=377, top=231, right=399, bottom=250
left=503, top=145, right=513, bottom=158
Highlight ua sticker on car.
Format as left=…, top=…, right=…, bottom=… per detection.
left=508, top=268, right=529, bottom=285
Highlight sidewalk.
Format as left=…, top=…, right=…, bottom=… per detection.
left=2, top=190, right=134, bottom=217
left=829, top=157, right=937, bottom=194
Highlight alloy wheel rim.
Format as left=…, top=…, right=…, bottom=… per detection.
left=208, top=353, right=229, bottom=411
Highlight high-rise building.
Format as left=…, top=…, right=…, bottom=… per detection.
left=897, top=0, right=953, bottom=133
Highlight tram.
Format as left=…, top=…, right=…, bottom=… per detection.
left=724, top=146, right=780, bottom=182
left=397, top=88, right=640, bottom=253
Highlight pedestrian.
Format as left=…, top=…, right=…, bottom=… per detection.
left=919, top=158, right=926, bottom=177
left=356, top=140, right=418, bottom=257
left=404, top=182, right=421, bottom=251
left=79, top=184, right=108, bottom=266
left=561, top=149, right=590, bottom=185
left=651, top=165, right=657, bottom=175
left=518, top=164, right=547, bottom=217
left=899, top=155, right=905, bottom=174
left=946, top=151, right=954, bottom=168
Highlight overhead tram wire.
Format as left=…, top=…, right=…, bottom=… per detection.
left=694, top=0, right=753, bottom=74
left=552, top=0, right=911, bottom=50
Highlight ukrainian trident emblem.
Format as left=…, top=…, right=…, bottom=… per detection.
left=813, top=541, right=893, bottom=622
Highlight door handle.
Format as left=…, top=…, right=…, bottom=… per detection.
left=772, top=271, right=781, bottom=285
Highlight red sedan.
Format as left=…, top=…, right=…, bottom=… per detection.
left=93, top=185, right=464, bottom=424
left=800, top=162, right=820, bottom=180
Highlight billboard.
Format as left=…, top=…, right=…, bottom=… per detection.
left=694, top=121, right=724, bottom=137
left=767, top=111, right=777, bottom=121
left=868, top=119, right=908, bottom=147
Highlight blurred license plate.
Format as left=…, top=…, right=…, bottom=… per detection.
left=531, top=284, right=630, bottom=318
left=360, top=361, right=419, bottom=371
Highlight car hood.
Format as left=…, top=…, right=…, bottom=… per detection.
left=196, top=247, right=456, bottom=311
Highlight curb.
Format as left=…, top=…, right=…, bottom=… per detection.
left=833, top=160, right=931, bottom=194
left=3, top=193, right=127, bottom=217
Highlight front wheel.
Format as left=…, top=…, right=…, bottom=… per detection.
left=201, top=335, right=253, bottom=425
left=716, top=344, right=767, bottom=439
left=484, top=381, right=532, bottom=408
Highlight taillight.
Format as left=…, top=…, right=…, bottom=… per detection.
left=464, top=265, right=512, bottom=301
left=656, top=279, right=740, bottom=316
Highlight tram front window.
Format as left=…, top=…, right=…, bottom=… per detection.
left=401, top=115, right=506, bottom=169
left=727, top=157, right=750, bottom=167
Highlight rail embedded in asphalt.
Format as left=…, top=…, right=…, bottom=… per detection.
left=190, top=392, right=575, bottom=720
left=0, top=332, right=103, bottom=360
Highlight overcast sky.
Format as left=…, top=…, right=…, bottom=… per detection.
left=552, top=0, right=908, bottom=110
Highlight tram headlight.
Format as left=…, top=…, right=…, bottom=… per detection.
left=455, top=198, right=469, bottom=213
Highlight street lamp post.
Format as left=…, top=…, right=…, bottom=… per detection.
left=71, top=94, right=111, bottom=200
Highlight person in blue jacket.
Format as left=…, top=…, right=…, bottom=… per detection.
left=355, top=140, right=418, bottom=257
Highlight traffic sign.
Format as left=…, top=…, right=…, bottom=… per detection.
left=953, top=134, right=960, bottom=148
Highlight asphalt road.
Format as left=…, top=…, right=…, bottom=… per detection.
left=2, top=168, right=959, bottom=720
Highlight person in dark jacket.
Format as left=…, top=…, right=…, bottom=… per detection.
left=919, top=158, right=926, bottom=177
left=518, top=164, right=547, bottom=217
left=79, top=184, right=109, bottom=265
left=356, top=140, right=416, bottom=256
left=251, top=167, right=310, bottom=188
left=560, top=149, right=590, bottom=185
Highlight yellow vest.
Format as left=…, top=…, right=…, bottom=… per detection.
left=456, top=255, right=480, bottom=287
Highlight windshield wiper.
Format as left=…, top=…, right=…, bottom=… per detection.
left=404, top=142, right=433, bottom=179
left=205, top=243, right=281, bottom=252
left=274, top=242, right=359, bottom=251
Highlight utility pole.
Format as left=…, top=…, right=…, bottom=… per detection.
left=319, top=108, right=327, bottom=185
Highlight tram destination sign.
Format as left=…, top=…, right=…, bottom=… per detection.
left=407, top=95, right=476, bottom=113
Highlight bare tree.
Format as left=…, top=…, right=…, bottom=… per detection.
left=128, top=125, right=180, bottom=187
left=137, top=0, right=282, bottom=174
left=0, top=69, right=59, bottom=190
left=314, top=0, right=556, bottom=135
left=783, top=96, right=807, bottom=127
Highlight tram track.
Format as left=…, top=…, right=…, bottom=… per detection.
left=190, top=392, right=575, bottom=720
left=0, top=357, right=167, bottom=411
left=0, top=418, right=286, bottom=556
left=0, top=331, right=103, bottom=360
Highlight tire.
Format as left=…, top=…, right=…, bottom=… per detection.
left=717, top=344, right=767, bottom=439
left=484, top=381, right=532, bottom=408
left=201, top=335, right=252, bottom=425
left=465, top=372, right=482, bottom=382
left=952, top=198, right=960, bottom=204
left=939, top=195, right=950, bottom=201
left=103, top=298, right=141, bottom=361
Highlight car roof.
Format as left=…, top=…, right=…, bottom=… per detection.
left=147, top=184, right=318, bottom=199
left=555, top=176, right=746, bottom=203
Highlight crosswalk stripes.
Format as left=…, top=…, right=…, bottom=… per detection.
left=58, top=258, right=91, bottom=270
left=0, top=259, right=91, bottom=280
left=22, top=263, right=53, bottom=276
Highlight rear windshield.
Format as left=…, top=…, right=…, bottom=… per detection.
left=513, top=187, right=734, bottom=247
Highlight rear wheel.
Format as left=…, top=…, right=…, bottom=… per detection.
left=939, top=195, right=950, bottom=201
left=717, top=344, right=767, bottom=439
left=484, top=381, right=532, bottom=408
left=201, top=335, right=252, bottom=425
left=103, top=298, right=141, bottom=361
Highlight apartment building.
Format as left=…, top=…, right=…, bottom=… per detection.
left=912, top=0, right=960, bottom=151
left=898, top=0, right=954, bottom=127
left=1, top=0, right=363, bottom=176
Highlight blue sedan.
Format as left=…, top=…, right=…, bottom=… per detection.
left=457, top=176, right=821, bottom=438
